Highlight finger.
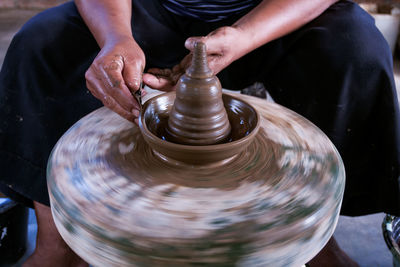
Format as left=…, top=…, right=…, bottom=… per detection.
left=98, top=62, right=139, bottom=111
left=122, top=59, right=143, bottom=93
left=147, top=68, right=172, bottom=77
left=85, top=68, right=102, bottom=99
left=185, top=36, right=206, bottom=51
left=172, top=54, right=192, bottom=74
left=171, top=72, right=182, bottom=85
left=104, top=95, right=136, bottom=121
left=87, top=68, right=139, bottom=119
left=86, top=77, right=135, bottom=121
left=179, top=54, right=193, bottom=71
left=185, top=36, right=224, bottom=55
left=143, top=73, right=175, bottom=91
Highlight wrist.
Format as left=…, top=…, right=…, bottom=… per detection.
left=208, top=25, right=250, bottom=62
left=229, top=24, right=259, bottom=60
left=101, top=34, right=135, bottom=48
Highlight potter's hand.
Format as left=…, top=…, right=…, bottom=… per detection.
left=143, top=0, right=338, bottom=92
left=85, top=37, right=145, bottom=124
left=143, top=26, right=243, bottom=91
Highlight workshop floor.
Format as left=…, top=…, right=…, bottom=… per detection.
left=1, top=8, right=399, bottom=267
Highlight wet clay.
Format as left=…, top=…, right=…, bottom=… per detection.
left=140, top=92, right=259, bottom=164
left=166, top=42, right=231, bottom=145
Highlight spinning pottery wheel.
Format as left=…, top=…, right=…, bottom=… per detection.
left=47, top=43, right=345, bottom=266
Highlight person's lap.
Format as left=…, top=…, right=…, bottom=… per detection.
left=0, top=2, right=101, bottom=206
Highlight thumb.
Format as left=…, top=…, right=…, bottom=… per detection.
left=122, top=61, right=144, bottom=92
left=185, top=35, right=224, bottom=55
left=185, top=36, right=207, bottom=51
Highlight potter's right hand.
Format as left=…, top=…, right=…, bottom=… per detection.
left=85, top=37, right=145, bottom=123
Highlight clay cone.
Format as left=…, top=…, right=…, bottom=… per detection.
left=166, top=42, right=231, bottom=145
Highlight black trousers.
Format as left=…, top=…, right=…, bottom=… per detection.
left=0, top=0, right=399, bottom=216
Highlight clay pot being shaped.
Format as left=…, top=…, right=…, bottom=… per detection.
left=139, top=42, right=260, bottom=165
left=140, top=92, right=259, bottom=165
left=166, top=42, right=231, bottom=145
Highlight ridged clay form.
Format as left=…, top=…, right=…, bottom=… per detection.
left=140, top=93, right=260, bottom=165
left=166, top=42, right=231, bottom=145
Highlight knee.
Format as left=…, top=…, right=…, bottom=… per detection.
left=9, top=2, right=79, bottom=55
left=313, top=1, right=392, bottom=74
left=11, top=21, right=47, bottom=56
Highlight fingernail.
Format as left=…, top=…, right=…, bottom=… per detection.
left=132, top=109, right=140, bottom=117
left=185, top=38, right=194, bottom=49
left=128, top=78, right=140, bottom=89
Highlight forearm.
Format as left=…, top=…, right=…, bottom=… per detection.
left=74, top=0, right=133, bottom=48
left=146, top=0, right=339, bottom=90
left=232, top=0, right=339, bottom=58
left=75, top=0, right=145, bottom=122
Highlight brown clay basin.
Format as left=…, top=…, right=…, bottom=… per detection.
left=139, top=92, right=260, bottom=165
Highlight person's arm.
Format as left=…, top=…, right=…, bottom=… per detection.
left=75, top=0, right=144, bottom=123
left=144, top=0, right=338, bottom=91
left=227, top=0, right=338, bottom=60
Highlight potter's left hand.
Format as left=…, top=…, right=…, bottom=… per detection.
left=143, top=26, right=246, bottom=91
left=142, top=0, right=338, bottom=92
